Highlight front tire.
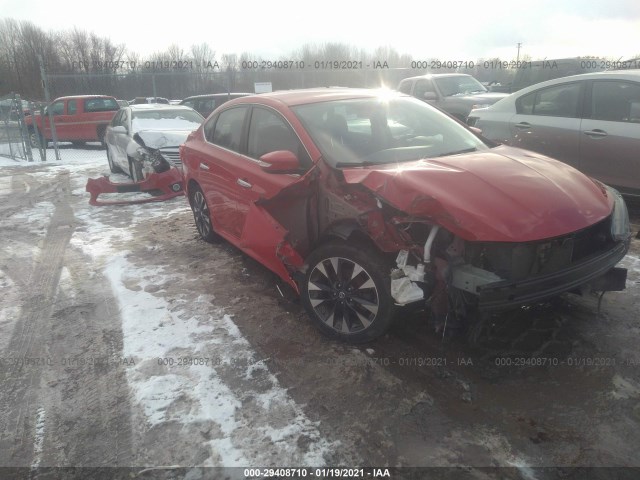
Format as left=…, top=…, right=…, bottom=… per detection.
left=301, top=242, right=395, bottom=343
left=128, top=156, right=142, bottom=182
left=107, top=147, right=122, bottom=173
left=29, top=128, right=44, bottom=148
left=189, top=184, right=219, bottom=243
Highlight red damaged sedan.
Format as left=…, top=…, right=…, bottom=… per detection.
left=180, top=88, right=631, bottom=343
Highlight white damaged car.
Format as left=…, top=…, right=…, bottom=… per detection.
left=104, top=104, right=204, bottom=181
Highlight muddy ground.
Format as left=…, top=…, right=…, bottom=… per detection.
left=0, top=154, right=639, bottom=480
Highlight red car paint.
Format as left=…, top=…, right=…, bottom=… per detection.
left=26, top=95, right=119, bottom=143
left=342, top=145, right=614, bottom=242
left=181, top=88, right=629, bottom=341
left=85, top=169, right=183, bottom=206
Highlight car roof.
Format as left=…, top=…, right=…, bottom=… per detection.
left=128, top=104, right=195, bottom=111
left=54, top=95, right=116, bottom=100
left=400, top=73, right=472, bottom=82
left=229, top=88, right=408, bottom=107
left=181, top=93, right=252, bottom=101
left=515, top=70, right=640, bottom=95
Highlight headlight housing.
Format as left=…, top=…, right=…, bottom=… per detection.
left=135, top=147, right=171, bottom=177
left=607, top=186, right=631, bottom=241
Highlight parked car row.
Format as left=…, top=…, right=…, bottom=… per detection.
left=400, top=70, right=640, bottom=197
left=467, top=71, right=640, bottom=196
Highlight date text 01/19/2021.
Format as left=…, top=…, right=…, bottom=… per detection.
left=243, top=468, right=391, bottom=478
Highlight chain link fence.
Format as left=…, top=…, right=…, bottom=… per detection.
left=0, top=93, right=43, bottom=162
left=4, top=65, right=505, bottom=164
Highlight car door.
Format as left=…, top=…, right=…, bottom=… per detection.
left=106, top=109, right=124, bottom=167
left=196, top=105, right=251, bottom=239
left=55, top=99, right=77, bottom=141
left=231, top=105, right=313, bottom=275
left=508, top=81, right=583, bottom=169
left=43, top=100, right=65, bottom=140
left=579, top=79, right=640, bottom=194
left=115, top=108, right=131, bottom=170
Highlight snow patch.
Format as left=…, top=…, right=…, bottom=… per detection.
left=30, top=407, right=46, bottom=471
left=9, top=201, right=55, bottom=236
left=611, top=374, right=640, bottom=400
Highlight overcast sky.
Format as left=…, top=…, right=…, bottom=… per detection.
left=2, top=0, right=639, bottom=61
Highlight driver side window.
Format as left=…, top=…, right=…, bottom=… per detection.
left=414, top=80, right=436, bottom=98
left=247, top=107, right=311, bottom=168
left=50, top=101, right=64, bottom=115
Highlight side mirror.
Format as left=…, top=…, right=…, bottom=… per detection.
left=423, top=92, right=438, bottom=101
left=259, top=150, right=300, bottom=173
left=112, top=126, right=127, bottom=134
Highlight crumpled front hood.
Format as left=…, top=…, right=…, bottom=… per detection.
left=342, top=145, right=613, bottom=242
left=134, top=130, right=193, bottom=149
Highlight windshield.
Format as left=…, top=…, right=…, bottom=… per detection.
left=131, top=109, right=204, bottom=132
left=291, top=96, right=488, bottom=167
left=434, top=76, right=487, bottom=96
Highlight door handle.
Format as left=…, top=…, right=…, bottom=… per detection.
left=583, top=129, right=608, bottom=138
left=236, top=178, right=252, bottom=188
left=200, top=163, right=210, bottom=171
left=514, top=122, right=531, bottom=129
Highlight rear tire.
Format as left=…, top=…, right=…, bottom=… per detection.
left=189, top=184, right=219, bottom=243
left=301, top=241, right=395, bottom=343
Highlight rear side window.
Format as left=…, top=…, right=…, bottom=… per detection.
left=211, top=107, right=247, bottom=152
left=590, top=80, right=640, bottom=123
left=516, top=83, right=581, bottom=117
left=84, top=98, right=119, bottom=112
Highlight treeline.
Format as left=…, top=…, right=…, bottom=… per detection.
left=2, top=17, right=625, bottom=101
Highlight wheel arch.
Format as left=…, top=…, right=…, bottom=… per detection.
left=186, top=179, right=201, bottom=203
left=317, top=220, right=384, bottom=255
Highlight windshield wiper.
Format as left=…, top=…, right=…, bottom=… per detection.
left=435, top=147, right=477, bottom=157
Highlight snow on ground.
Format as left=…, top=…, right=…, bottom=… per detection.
left=9, top=201, right=55, bottom=237
left=32, top=153, right=335, bottom=465
left=0, top=269, right=22, bottom=353
left=619, top=253, right=640, bottom=277
left=80, top=218, right=333, bottom=465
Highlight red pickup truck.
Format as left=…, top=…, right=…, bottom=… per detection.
left=26, top=95, right=120, bottom=147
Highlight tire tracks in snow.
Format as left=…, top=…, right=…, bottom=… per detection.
left=0, top=168, right=135, bottom=467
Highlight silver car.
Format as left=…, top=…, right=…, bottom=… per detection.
left=468, top=71, right=640, bottom=196
left=105, top=104, right=204, bottom=181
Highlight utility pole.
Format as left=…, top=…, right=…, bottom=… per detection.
left=517, top=43, right=522, bottom=63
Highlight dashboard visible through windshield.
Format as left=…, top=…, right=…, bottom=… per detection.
left=292, top=96, right=489, bottom=167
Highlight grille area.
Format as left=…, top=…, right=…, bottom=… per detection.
left=465, top=216, right=614, bottom=281
left=159, top=147, right=181, bottom=167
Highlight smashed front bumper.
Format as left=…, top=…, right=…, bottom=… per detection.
left=476, top=240, right=630, bottom=310
left=86, top=168, right=184, bottom=206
